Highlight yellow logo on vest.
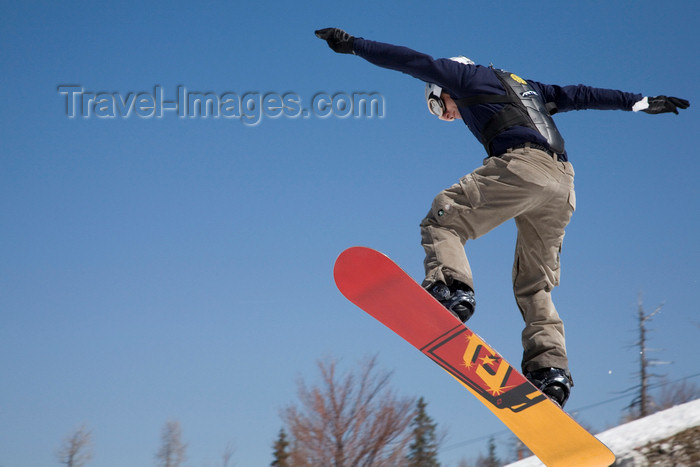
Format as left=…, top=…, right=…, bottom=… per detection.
left=510, top=73, right=527, bottom=85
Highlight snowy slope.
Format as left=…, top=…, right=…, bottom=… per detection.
left=506, top=398, right=700, bottom=466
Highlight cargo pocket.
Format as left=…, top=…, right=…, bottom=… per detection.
left=567, top=188, right=576, bottom=211
left=458, top=173, right=485, bottom=209
left=553, top=240, right=562, bottom=287
left=430, top=174, right=484, bottom=226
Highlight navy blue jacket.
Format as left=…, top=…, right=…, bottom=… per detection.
left=353, top=38, right=643, bottom=160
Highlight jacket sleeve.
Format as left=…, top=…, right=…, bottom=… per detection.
left=352, top=37, right=475, bottom=95
left=533, top=81, right=643, bottom=112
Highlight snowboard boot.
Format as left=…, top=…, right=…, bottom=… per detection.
left=525, top=368, right=573, bottom=408
left=428, top=281, right=476, bottom=323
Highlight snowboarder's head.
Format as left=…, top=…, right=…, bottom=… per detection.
left=425, top=56, right=473, bottom=122
left=425, top=84, right=461, bottom=122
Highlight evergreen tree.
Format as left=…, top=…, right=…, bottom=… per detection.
left=271, top=428, right=291, bottom=467
left=406, top=397, right=440, bottom=467
left=475, top=437, right=500, bottom=467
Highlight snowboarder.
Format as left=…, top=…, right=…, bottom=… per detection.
left=315, top=28, right=689, bottom=407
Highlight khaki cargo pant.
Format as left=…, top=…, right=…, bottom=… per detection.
left=420, top=146, right=576, bottom=374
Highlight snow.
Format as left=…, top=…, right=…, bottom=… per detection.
left=505, top=398, right=700, bottom=466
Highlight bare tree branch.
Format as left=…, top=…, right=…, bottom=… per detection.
left=155, top=420, right=187, bottom=467
left=656, top=378, right=700, bottom=410
left=222, top=441, right=235, bottom=467
left=56, top=425, right=93, bottom=467
left=282, top=355, right=415, bottom=466
left=624, top=293, right=671, bottom=420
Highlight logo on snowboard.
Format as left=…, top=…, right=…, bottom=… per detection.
left=422, top=326, right=546, bottom=412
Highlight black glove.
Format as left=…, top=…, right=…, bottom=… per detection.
left=643, top=96, right=690, bottom=115
left=315, top=28, right=355, bottom=54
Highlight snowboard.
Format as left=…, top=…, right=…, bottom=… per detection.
left=333, top=246, right=615, bottom=467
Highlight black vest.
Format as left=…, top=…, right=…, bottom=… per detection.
left=455, top=69, right=565, bottom=157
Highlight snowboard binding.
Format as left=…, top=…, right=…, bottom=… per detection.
left=526, top=367, right=573, bottom=408
left=428, top=281, right=476, bottom=323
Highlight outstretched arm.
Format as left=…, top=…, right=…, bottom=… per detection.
left=534, top=81, right=689, bottom=115
left=315, top=28, right=472, bottom=95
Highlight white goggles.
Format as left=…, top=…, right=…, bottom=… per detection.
left=428, top=95, right=445, bottom=117
left=425, top=82, right=445, bottom=117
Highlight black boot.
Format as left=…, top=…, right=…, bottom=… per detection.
left=428, top=281, right=476, bottom=322
left=526, top=368, right=573, bottom=408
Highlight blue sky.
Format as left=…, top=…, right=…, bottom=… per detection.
left=1, top=1, right=698, bottom=465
